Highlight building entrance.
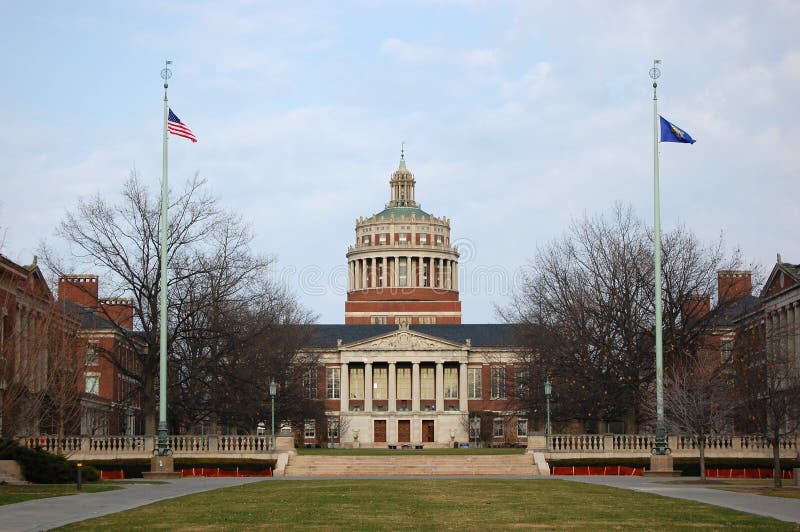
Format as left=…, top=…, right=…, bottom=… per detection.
left=422, top=420, right=435, bottom=442
left=374, top=420, right=387, bottom=443
left=398, top=420, right=410, bottom=442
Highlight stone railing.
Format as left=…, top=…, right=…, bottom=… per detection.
left=528, top=433, right=799, bottom=458
left=18, top=434, right=274, bottom=458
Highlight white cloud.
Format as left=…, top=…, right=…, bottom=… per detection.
left=379, top=38, right=442, bottom=63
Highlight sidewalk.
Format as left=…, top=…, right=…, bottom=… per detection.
left=0, top=477, right=267, bottom=532
left=566, top=475, right=800, bottom=524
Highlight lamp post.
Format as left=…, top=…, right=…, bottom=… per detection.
left=471, top=415, right=480, bottom=449
left=544, top=376, right=552, bottom=450
left=269, top=378, right=277, bottom=451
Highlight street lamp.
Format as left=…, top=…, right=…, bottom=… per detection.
left=270, top=378, right=277, bottom=451
left=471, top=415, right=480, bottom=449
left=544, top=376, right=552, bottom=450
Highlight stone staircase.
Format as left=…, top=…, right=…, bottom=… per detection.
left=284, top=453, right=546, bottom=477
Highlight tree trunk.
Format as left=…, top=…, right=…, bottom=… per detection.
left=699, top=435, right=706, bottom=481
left=772, top=428, right=782, bottom=489
left=143, top=372, right=156, bottom=436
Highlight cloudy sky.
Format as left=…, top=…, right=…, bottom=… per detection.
left=1, top=1, right=798, bottom=323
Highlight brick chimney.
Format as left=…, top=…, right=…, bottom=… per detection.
left=717, top=270, right=752, bottom=305
left=99, top=298, right=134, bottom=329
left=681, top=293, right=710, bottom=324
left=58, top=275, right=99, bottom=309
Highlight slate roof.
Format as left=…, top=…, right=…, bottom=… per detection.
left=373, top=205, right=431, bottom=220
left=60, top=299, right=119, bottom=330
left=307, top=323, right=523, bottom=348
left=706, top=294, right=762, bottom=327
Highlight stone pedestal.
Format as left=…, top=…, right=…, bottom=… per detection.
left=275, top=435, right=295, bottom=452
left=143, top=456, right=182, bottom=480
left=643, top=454, right=681, bottom=477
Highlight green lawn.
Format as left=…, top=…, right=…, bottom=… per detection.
left=57, top=479, right=795, bottom=530
left=297, top=447, right=525, bottom=456
left=0, top=484, right=120, bottom=506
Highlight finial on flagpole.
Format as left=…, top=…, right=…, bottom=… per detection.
left=649, top=59, right=661, bottom=97
left=161, top=60, right=172, bottom=98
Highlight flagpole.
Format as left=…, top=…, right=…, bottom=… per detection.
left=158, top=60, right=172, bottom=456
left=650, top=59, right=668, bottom=455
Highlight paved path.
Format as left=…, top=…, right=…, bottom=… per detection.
left=566, top=476, right=800, bottom=524
left=0, top=477, right=267, bottom=532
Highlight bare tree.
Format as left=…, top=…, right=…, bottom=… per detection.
left=505, top=203, right=743, bottom=432
left=43, top=172, right=312, bottom=435
left=732, top=321, right=800, bottom=488
left=642, top=353, right=736, bottom=479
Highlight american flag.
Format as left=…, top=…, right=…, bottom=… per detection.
left=167, top=109, right=197, bottom=143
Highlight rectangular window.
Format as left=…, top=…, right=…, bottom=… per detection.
left=371, top=316, right=388, bottom=324
left=420, top=316, right=436, bottom=324
left=304, top=419, right=315, bottom=438
left=493, top=418, right=505, bottom=438
left=396, top=366, right=411, bottom=400
left=444, top=367, right=459, bottom=398
left=85, top=373, right=100, bottom=395
left=363, top=235, right=370, bottom=245
left=420, top=234, right=427, bottom=245
left=436, top=235, right=442, bottom=245
left=721, top=338, right=733, bottom=362
left=373, top=367, right=388, bottom=400
left=517, top=418, right=528, bottom=438
left=491, top=366, right=506, bottom=399
left=420, top=367, right=435, bottom=400
left=399, top=233, right=407, bottom=243
left=379, top=234, right=386, bottom=244
left=326, top=367, right=340, bottom=399
left=303, top=368, right=317, bottom=399
left=350, top=366, right=364, bottom=399
left=86, top=342, right=99, bottom=365
left=468, top=367, right=482, bottom=399
left=327, top=417, right=339, bottom=440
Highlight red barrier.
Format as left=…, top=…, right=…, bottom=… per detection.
left=100, top=469, right=125, bottom=480
left=706, top=468, right=793, bottom=480
left=178, top=467, right=272, bottom=477
left=552, top=465, right=643, bottom=476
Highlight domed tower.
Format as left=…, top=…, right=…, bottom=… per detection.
left=345, top=154, right=461, bottom=324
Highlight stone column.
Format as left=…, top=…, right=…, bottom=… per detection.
left=381, top=258, right=387, bottom=288
left=394, top=256, right=400, bottom=287
left=794, top=303, right=800, bottom=363
left=438, top=258, right=444, bottom=289
left=388, top=362, right=397, bottom=412
left=340, top=362, right=349, bottom=412
left=412, top=362, right=420, bottom=412
left=348, top=261, right=354, bottom=291
left=364, top=362, right=373, bottom=412
left=459, top=362, right=468, bottom=412
left=435, top=361, right=444, bottom=412
left=410, top=257, right=416, bottom=288
left=371, top=259, right=377, bottom=289
left=453, top=261, right=458, bottom=291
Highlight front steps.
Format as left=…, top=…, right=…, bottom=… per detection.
left=284, top=453, right=543, bottom=477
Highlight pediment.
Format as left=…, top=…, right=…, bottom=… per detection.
left=344, top=329, right=464, bottom=351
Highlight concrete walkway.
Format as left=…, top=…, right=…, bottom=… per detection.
left=566, top=475, right=800, bottom=524
left=0, top=477, right=267, bottom=532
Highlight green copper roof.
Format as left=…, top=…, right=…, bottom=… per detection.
left=374, top=205, right=430, bottom=220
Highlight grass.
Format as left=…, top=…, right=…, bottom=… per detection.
left=0, top=483, right=121, bottom=506
left=57, top=479, right=795, bottom=530
left=297, top=447, right=525, bottom=456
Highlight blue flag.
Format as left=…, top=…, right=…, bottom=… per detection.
left=660, top=116, right=695, bottom=144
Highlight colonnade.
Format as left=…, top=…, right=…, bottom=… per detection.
left=347, top=256, right=458, bottom=291
left=339, top=361, right=469, bottom=413
left=766, top=301, right=800, bottom=362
